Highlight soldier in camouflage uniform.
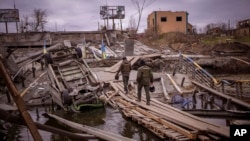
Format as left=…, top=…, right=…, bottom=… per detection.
left=136, top=59, right=153, bottom=105
left=117, top=57, right=132, bottom=94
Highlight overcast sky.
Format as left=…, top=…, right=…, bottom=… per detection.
left=0, top=0, right=249, bottom=33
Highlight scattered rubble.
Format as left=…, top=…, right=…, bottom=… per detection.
left=0, top=31, right=250, bottom=140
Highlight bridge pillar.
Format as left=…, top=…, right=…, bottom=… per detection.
left=124, top=39, right=134, bottom=56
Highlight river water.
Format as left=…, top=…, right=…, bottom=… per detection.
left=1, top=106, right=162, bottom=141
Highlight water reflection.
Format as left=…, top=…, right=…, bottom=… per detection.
left=2, top=106, right=162, bottom=141
left=121, top=119, right=162, bottom=141
left=47, top=107, right=106, bottom=126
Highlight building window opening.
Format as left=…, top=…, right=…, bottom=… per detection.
left=161, top=17, right=167, bottom=22
left=176, top=16, right=182, bottom=21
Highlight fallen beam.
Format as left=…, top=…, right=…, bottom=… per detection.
left=15, top=43, right=63, bottom=64
left=0, top=55, right=43, bottom=141
left=183, top=109, right=250, bottom=119
left=47, top=113, right=136, bottom=141
left=166, top=73, right=183, bottom=93
left=161, top=76, right=170, bottom=100
left=0, top=109, right=97, bottom=140
left=192, top=80, right=250, bottom=110
left=20, top=71, right=47, bottom=97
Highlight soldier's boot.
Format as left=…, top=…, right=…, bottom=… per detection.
left=146, top=101, right=150, bottom=105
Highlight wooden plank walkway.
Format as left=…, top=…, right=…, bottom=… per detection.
left=105, top=81, right=229, bottom=141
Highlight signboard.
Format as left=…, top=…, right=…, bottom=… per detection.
left=0, top=9, right=19, bottom=22
left=100, top=6, right=125, bottom=19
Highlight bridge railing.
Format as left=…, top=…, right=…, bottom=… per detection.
left=178, top=54, right=250, bottom=99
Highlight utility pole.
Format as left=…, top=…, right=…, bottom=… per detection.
left=14, top=0, right=18, bottom=33
left=5, top=22, right=8, bottom=33
left=111, top=8, right=115, bottom=30
left=98, top=21, right=99, bottom=31
left=120, top=19, right=123, bottom=31
left=107, top=16, right=109, bottom=30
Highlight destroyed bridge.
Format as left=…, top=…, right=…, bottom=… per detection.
left=0, top=31, right=250, bottom=141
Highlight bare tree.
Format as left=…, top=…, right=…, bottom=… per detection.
left=126, top=15, right=137, bottom=36
left=192, top=25, right=197, bottom=34
left=204, top=22, right=227, bottom=33
left=128, top=15, right=137, bottom=32
left=19, top=15, right=30, bottom=33
left=19, top=9, right=48, bottom=32
left=32, top=9, right=48, bottom=32
left=131, top=0, right=155, bottom=33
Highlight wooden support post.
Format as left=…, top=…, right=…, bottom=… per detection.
left=221, top=81, right=225, bottom=93
left=160, top=77, right=170, bottom=100
left=5, top=22, right=8, bottom=33
left=32, top=62, right=36, bottom=78
left=239, top=82, right=243, bottom=99
left=235, top=82, right=239, bottom=99
left=181, top=77, right=185, bottom=87
left=0, top=57, right=42, bottom=141
left=225, top=98, right=232, bottom=110
left=172, top=66, right=176, bottom=76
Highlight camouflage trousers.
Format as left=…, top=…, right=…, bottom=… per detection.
left=137, top=84, right=150, bottom=103
left=122, top=75, right=129, bottom=93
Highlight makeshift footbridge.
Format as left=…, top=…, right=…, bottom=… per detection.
left=103, top=81, right=229, bottom=141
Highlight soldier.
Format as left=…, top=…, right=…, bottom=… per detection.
left=116, top=57, right=132, bottom=94
left=136, top=59, right=153, bottom=105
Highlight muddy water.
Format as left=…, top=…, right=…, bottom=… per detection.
left=2, top=106, right=162, bottom=141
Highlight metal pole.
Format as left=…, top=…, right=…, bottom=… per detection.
left=112, top=9, right=115, bottom=30
left=16, top=22, right=18, bottom=33
left=14, top=0, right=18, bottom=33
left=0, top=56, right=43, bottom=141
left=5, top=22, right=8, bottom=33
left=120, top=19, right=122, bottom=31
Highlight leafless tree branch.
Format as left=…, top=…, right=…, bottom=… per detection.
left=131, top=0, right=156, bottom=33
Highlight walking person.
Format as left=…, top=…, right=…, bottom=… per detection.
left=116, top=57, right=132, bottom=94
left=136, top=59, right=153, bottom=105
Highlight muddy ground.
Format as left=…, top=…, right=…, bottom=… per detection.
left=138, top=33, right=250, bottom=74
left=139, top=33, right=250, bottom=56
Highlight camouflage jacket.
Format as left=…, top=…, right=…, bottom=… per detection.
left=117, top=60, right=132, bottom=76
left=136, top=65, right=153, bottom=85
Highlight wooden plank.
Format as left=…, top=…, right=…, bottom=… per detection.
left=47, top=113, right=136, bottom=141
left=105, top=54, right=161, bottom=73
left=0, top=103, right=17, bottom=111
left=117, top=98, right=197, bottom=139
left=192, top=80, right=250, bottom=110
left=0, top=109, right=98, bottom=140
left=110, top=81, right=229, bottom=139
left=20, top=71, right=47, bottom=97
left=48, top=64, right=64, bottom=91
left=60, top=66, right=79, bottom=72
left=0, top=58, right=43, bottom=141
left=161, top=76, right=170, bottom=100
left=166, top=73, right=183, bottom=94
